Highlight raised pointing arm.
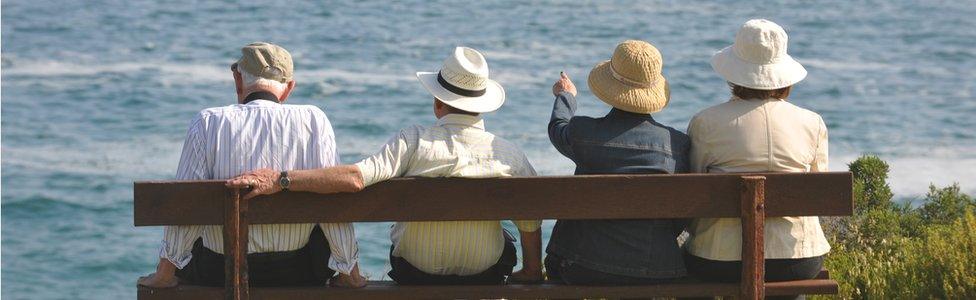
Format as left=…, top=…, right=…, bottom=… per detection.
left=548, top=72, right=579, bottom=159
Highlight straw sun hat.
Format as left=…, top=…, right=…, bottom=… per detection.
left=417, top=47, right=505, bottom=113
left=587, top=40, right=670, bottom=114
left=711, top=19, right=807, bottom=90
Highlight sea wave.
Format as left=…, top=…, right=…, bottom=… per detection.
left=830, top=153, right=976, bottom=198
left=1, top=58, right=419, bottom=86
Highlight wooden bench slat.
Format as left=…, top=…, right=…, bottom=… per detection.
left=766, top=279, right=840, bottom=296
left=138, top=279, right=839, bottom=299
left=134, top=172, right=852, bottom=226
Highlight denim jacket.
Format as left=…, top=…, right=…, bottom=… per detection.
left=545, top=92, right=691, bottom=278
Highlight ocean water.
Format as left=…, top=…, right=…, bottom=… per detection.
left=2, top=0, right=974, bottom=298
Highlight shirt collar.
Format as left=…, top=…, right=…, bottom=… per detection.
left=730, top=95, right=785, bottom=102
left=435, top=114, right=486, bottom=130
left=245, top=99, right=281, bottom=106
left=243, top=91, right=280, bottom=104
left=606, top=108, right=655, bottom=121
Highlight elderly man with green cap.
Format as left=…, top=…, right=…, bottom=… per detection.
left=138, top=42, right=366, bottom=288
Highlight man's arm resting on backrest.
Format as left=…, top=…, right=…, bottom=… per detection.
left=225, top=165, right=364, bottom=199
left=292, top=166, right=365, bottom=194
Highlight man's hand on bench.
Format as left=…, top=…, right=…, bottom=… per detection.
left=226, top=168, right=282, bottom=200
left=509, top=267, right=544, bottom=284
left=138, top=258, right=179, bottom=288
left=329, top=265, right=367, bottom=288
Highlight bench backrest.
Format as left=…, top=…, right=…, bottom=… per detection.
left=133, top=172, right=853, bottom=300
left=135, top=172, right=852, bottom=225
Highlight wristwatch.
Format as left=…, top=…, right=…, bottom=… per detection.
left=279, top=171, right=291, bottom=191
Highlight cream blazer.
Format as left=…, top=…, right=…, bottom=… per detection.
left=685, top=97, right=831, bottom=261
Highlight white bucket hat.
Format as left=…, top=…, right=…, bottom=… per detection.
left=417, top=47, right=505, bottom=113
left=711, top=19, right=807, bottom=90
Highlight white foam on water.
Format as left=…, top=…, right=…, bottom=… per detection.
left=831, top=152, right=976, bottom=199
left=2, top=59, right=416, bottom=87
left=298, top=68, right=414, bottom=85
left=481, top=50, right=533, bottom=61
left=802, top=58, right=903, bottom=72
left=1, top=137, right=182, bottom=179
left=2, top=59, right=230, bottom=86
left=492, top=71, right=549, bottom=88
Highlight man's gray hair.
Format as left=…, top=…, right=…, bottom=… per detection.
left=239, top=68, right=288, bottom=92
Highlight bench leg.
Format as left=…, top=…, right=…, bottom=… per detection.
left=740, top=176, right=766, bottom=300
left=224, top=189, right=249, bottom=300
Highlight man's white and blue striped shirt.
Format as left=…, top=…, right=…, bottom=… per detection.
left=159, top=99, right=359, bottom=274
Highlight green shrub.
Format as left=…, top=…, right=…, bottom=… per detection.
left=919, top=184, right=976, bottom=225
left=848, top=155, right=894, bottom=212
left=819, top=155, right=976, bottom=299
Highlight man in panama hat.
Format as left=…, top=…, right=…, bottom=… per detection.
left=227, top=46, right=544, bottom=285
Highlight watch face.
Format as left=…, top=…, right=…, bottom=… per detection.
left=279, top=173, right=290, bottom=189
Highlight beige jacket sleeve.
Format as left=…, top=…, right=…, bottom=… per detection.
left=811, top=117, right=829, bottom=172
left=687, top=114, right=712, bottom=173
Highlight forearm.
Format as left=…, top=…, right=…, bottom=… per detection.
left=519, top=229, right=543, bottom=272
left=549, top=92, right=577, bottom=132
left=548, top=92, right=578, bottom=157
left=290, top=165, right=365, bottom=194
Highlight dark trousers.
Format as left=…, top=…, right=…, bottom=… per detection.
left=388, top=235, right=517, bottom=285
left=175, top=225, right=335, bottom=287
left=684, top=252, right=824, bottom=300
left=545, top=254, right=678, bottom=285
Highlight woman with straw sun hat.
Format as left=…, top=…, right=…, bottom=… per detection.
left=544, top=40, right=691, bottom=284
left=684, top=19, right=831, bottom=293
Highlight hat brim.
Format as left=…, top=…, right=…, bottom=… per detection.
left=417, top=72, right=505, bottom=113
left=587, top=61, right=670, bottom=114
left=711, top=46, right=807, bottom=90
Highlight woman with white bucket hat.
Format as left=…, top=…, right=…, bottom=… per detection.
left=684, top=19, right=831, bottom=292
left=544, top=40, right=691, bottom=284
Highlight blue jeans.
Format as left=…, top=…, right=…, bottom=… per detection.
left=545, top=254, right=679, bottom=285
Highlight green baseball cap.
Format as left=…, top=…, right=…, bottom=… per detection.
left=235, top=42, right=293, bottom=83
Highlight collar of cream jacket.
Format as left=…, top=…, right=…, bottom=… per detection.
left=730, top=95, right=787, bottom=102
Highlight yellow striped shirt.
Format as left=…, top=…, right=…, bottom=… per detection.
left=355, top=114, right=541, bottom=276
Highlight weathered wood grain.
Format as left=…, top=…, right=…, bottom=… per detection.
left=134, top=172, right=853, bottom=226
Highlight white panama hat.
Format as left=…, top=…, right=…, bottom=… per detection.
left=417, top=47, right=505, bottom=113
left=711, top=19, right=807, bottom=90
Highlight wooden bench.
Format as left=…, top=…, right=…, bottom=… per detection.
left=135, top=172, right=852, bottom=299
